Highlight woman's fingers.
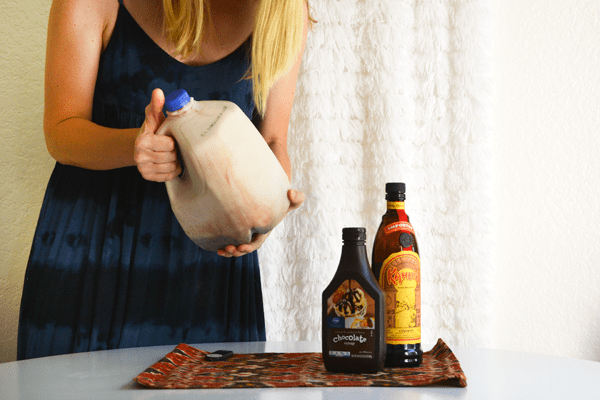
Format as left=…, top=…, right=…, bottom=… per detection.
left=135, top=88, right=182, bottom=181
left=143, top=88, right=166, bottom=133
left=216, top=190, right=304, bottom=257
left=217, top=233, right=269, bottom=258
left=287, top=189, right=305, bottom=211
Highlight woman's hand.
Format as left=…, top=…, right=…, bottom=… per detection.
left=134, top=88, right=182, bottom=182
left=217, top=189, right=305, bottom=257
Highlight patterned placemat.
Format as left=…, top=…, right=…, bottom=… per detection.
left=135, top=338, right=467, bottom=389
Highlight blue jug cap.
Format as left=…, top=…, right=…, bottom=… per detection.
left=164, top=89, right=191, bottom=112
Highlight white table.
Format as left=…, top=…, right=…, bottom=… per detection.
left=1, top=341, right=599, bottom=399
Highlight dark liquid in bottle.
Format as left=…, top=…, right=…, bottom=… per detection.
left=372, top=183, right=423, bottom=368
left=322, top=228, right=386, bottom=373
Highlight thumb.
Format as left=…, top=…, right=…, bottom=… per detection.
left=288, top=189, right=305, bottom=211
left=144, top=88, right=166, bottom=133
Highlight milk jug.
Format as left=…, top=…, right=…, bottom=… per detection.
left=155, top=89, right=291, bottom=252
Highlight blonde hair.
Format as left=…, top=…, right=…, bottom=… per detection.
left=163, top=0, right=312, bottom=116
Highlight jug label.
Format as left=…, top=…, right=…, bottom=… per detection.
left=325, top=280, right=377, bottom=358
left=202, top=105, right=228, bottom=136
left=379, top=251, right=421, bottom=345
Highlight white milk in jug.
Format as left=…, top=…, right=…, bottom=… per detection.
left=155, top=89, right=291, bottom=252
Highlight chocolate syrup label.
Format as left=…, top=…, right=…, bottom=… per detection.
left=325, top=280, right=377, bottom=358
left=379, top=251, right=421, bottom=345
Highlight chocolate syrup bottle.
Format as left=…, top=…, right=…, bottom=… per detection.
left=322, top=228, right=385, bottom=373
left=372, top=183, right=423, bottom=367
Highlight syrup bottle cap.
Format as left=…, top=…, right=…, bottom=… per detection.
left=342, top=227, right=366, bottom=242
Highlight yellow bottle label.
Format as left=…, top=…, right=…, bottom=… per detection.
left=387, top=201, right=405, bottom=210
left=379, top=251, right=421, bottom=345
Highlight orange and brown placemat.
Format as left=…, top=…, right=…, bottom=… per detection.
left=135, top=338, right=466, bottom=389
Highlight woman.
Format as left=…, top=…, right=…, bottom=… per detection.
left=17, top=0, right=310, bottom=360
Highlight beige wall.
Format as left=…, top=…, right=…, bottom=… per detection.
left=491, top=0, right=600, bottom=361
left=1, top=0, right=600, bottom=363
left=1, top=0, right=55, bottom=362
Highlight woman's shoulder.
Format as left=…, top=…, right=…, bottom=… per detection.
left=49, top=0, right=119, bottom=51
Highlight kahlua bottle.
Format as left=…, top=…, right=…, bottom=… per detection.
left=322, top=228, right=385, bottom=373
left=371, top=183, right=423, bottom=367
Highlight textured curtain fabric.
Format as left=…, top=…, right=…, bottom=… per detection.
left=259, top=0, right=494, bottom=348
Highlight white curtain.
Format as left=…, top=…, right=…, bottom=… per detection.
left=259, top=0, right=494, bottom=348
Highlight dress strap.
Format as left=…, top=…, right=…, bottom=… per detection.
left=118, top=0, right=123, bottom=5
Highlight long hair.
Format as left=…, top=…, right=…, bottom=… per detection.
left=162, top=0, right=312, bottom=116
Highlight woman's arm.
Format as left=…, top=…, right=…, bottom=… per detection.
left=44, top=0, right=137, bottom=169
left=44, top=0, right=180, bottom=180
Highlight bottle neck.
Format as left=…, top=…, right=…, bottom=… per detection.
left=386, top=200, right=408, bottom=220
left=166, top=98, right=196, bottom=117
left=387, top=201, right=405, bottom=210
left=338, top=241, right=371, bottom=275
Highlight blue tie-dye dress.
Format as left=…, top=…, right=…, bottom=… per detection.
left=17, top=1, right=266, bottom=360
